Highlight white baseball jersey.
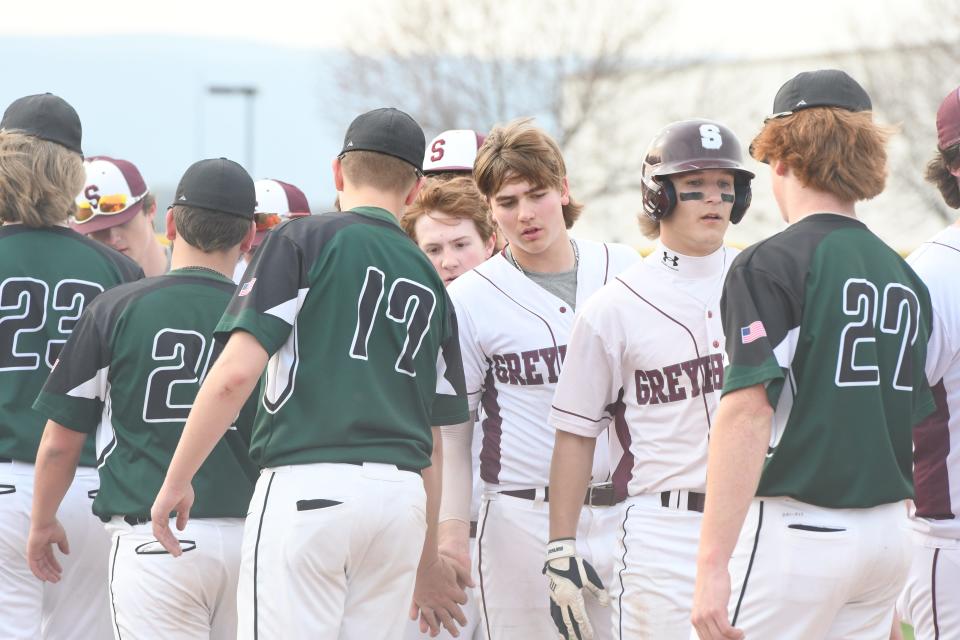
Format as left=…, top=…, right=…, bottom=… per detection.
left=907, top=226, right=960, bottom=539
left=549, top=242, right=738, bottom=499
left=448, top=238, right=638, bottom=491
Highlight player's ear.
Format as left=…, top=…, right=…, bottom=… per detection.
left=559, top=177, right=570, bottom=206
left=239, top=220, right=256, bottom=253
left=404, top=176, right=426, bottom=207
left=949, top=163, right=960, bottom=178
left=772, top=159, right=789, bottom=177
left=165, top=208, right=177, bottom=242
left=484, top=232, right=497, bottom=258
left=332, top=157, right=345, bottom=192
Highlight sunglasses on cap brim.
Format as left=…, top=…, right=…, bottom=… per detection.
left=255, top=212, right=309, bottom=232
left=75, top=193, right=145, bottom=223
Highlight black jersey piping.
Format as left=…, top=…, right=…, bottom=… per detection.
left=932, top=547, right=941, bottom=639
left=109, top=535, right=123, bottom=639
left=477, top=499, right=493, bottom=640
left=731, top=500, right=764, bottom=626
left=253, top=471, right=276, bottom=639
left=617, top=504, right=634, bottom=637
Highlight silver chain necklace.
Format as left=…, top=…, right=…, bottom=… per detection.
left=509, top=239, right=579, bottom=276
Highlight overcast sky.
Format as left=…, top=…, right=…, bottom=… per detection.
left=3, top=0, right=948, bottom=56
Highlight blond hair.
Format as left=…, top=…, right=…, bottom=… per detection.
left=750, top=108, right=893, bottom=202
left=473, top=119, right=583, bottom=228
left=402, top=176, right=495, bottom=244
left=0, top=131, right=84, bottom=226
left=341, top=150, right=420, bottom=196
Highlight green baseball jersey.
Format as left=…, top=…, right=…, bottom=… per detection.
left=34, top=269, right=258, bottom=520
left=722, top=213, right=934, bottom=508
left=217, top=207, right=469, bottom=470
left=0, top=225, right=143, bottom=465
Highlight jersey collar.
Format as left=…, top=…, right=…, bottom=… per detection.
left=646, top=240, right=727, bottom=279
left=350, top=206, right=401, bottom=228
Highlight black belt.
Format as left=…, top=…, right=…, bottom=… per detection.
left=660, top=490, right=705, bottom=513
left=500, top=483, right=620, bottom=507
left=345, top=461, right=421, bottom=476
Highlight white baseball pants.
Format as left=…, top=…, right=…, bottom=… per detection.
left=0, top=460, right=112, bottom=640
left=898, top=529, right=960, bottom=639
left=105, top=516, right=243, bottom=639
left=612, top=492, right=702, bottom=639
left=475, top=491, right=619, bottom=640
left=239, top=462, right=427, bottom=640
left=724, top=497, right=911, bottom=640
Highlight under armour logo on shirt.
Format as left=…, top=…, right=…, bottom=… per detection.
left=662, top=252, right=680, bottom=269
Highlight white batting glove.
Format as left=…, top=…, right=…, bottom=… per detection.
left=543, top=538, right=610, bottom=640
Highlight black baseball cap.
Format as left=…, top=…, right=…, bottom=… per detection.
left=768, top=69, right=872, bottom=120
left=340, top=108, right=426, bottom=171
left=171, top=158, right=256, bottom=220
left=0, top=93, right=83, bottom=155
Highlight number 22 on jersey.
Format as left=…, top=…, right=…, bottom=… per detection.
left=835, top=277, right=920, bottom=390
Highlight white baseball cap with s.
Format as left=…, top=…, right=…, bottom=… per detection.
left=423, top=129, right=486, bottom=174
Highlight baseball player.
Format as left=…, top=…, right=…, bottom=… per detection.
left=28, top=158, right=260, bottom=639
left=546, top=119, right=753, bottom=639
left=402, top=175, right=497, bottom=286
left=151, top=107, right=471, bottom=640
left=402, top=174, right=497, bottom=640
left=0, top=93, right=143, bottom=640
left=897, top=85, right=960, bottom=640
left=232, top=178, right=311, bottom=283
left=691, top=69, right=934, bottom=640
left=437, top=118, right=639, bottom=639
left=73, top=156, right=171, bottom=276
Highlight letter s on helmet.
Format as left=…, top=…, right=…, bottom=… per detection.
left=641, top=119, right=755, bottom=224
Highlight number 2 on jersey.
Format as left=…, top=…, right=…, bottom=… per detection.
left=0, top=277, right=103, bottom=371
left=835, top=278, right=920, bottom=390
left=143, top=329, right=222, bottom=422
left=350, top=267, right=437, bottom=377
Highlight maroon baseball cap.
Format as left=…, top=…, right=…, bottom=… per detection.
left=72, top=156, right=150, bottom=233
left=936, top=87, right=960, bottom=151
left=252, top=178, right=311, bottom=248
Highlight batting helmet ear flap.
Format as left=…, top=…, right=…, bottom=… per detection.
left=641, top=175, right=676, bottom=221
left=730, top=173, right=753, bottom=224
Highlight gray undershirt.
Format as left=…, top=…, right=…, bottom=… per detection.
left=505, top=246, right=578, bottom=309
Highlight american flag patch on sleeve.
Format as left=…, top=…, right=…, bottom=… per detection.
left=239, top=277, right=257, bottom=297
left=741, top=321, right=767, bottom=344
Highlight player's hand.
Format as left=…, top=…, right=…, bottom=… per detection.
left=150, top=481, right=195, bottom=557
left=26, top=519, right=69, bottom=583
left=438, top=536, right=474, bottom=590
left=543, top=538, right=609, bottom=640
left=413, top=553, right=468, bottom=637
left=691, top=561, right=744, bottom=640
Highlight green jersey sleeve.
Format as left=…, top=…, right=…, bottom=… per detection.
left=216, top=232, right=305, bottom=354
left=33, top=298, right=112, bottom=434
left=721, top=263, right=795, bottom=400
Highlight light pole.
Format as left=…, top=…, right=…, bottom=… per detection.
left=207, top=85, right=259, bottom=175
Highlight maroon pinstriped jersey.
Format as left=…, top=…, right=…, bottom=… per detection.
left=447, top=238, right=638, bottom=492
left=908, top=226, right=960, bottom=537
left=549, top=243, right=736, bottom=499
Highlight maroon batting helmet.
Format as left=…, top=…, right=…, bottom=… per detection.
left=641, top=119, right=754, bottom=224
